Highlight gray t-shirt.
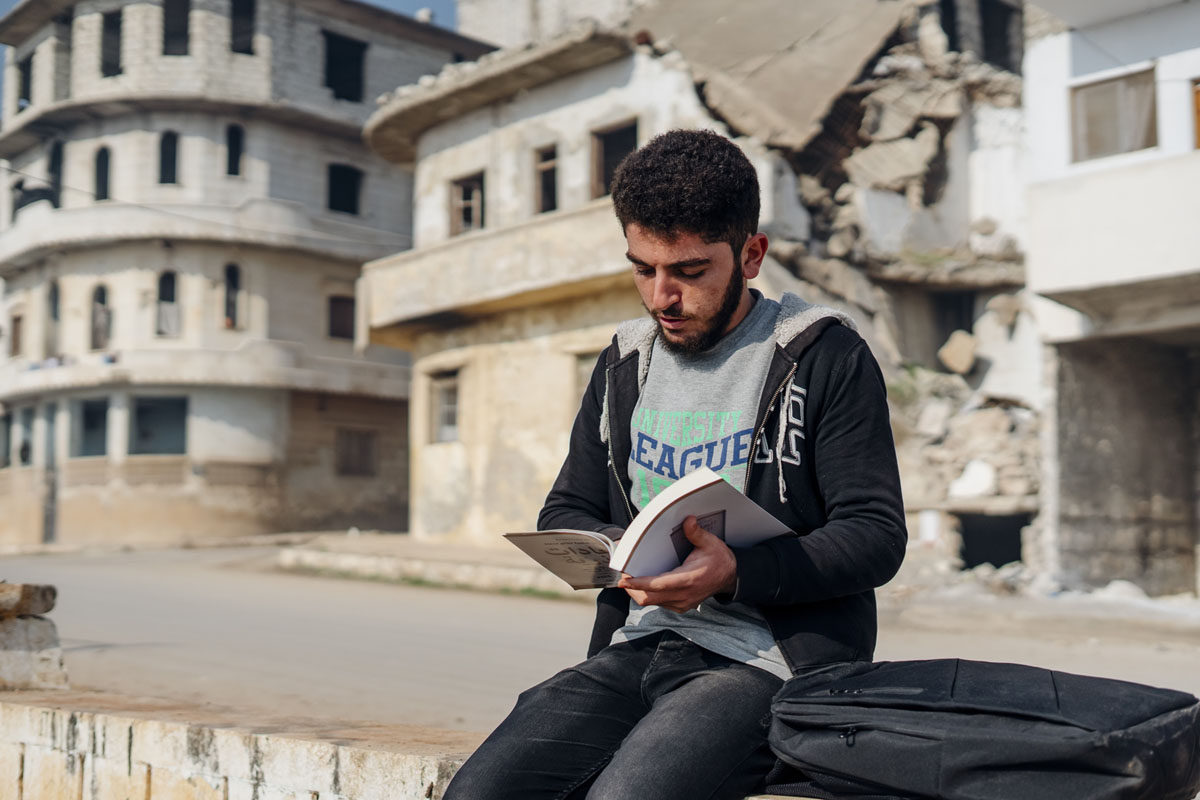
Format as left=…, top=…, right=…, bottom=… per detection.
left=611, top=295, right=790, bottom=679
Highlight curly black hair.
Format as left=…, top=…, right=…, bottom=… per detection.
left=610, top=129, right=759, bottom=256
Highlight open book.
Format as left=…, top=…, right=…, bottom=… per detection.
left=504, top=467, right=792, bottom=589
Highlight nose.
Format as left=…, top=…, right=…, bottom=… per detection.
left=652, top=273, right=681, bottom=313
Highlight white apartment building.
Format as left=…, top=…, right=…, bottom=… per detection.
left=1025, top=0, right=1200, bottom=594
left=0, top=0, right=488, bottom=545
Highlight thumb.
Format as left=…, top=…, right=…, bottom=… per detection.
left=683, top=515, right=720, bottom=546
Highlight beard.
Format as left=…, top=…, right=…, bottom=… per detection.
left=653, top=264, right=745, bottom=356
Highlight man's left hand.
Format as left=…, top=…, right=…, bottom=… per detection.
left=618, top=515, right=737, bottom=613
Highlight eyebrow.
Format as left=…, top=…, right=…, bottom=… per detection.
left=625, top=252, right=713, bottom=269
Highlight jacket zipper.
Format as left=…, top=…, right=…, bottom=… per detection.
left=607, top=365, right=636, bottom=524
left=742, top=362, right=798, bottom=495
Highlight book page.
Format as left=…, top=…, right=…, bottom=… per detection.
left=503, top=531, right=621, bottom=590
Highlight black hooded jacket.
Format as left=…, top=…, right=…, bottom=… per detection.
left=538, top=293, right=907, bottom=673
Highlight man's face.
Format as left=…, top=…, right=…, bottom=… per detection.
left=625, top=223, right=765, bottom=355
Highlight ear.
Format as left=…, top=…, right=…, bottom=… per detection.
left=740, top=232, right=769, bottom=280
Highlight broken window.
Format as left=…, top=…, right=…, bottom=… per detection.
left=231, top=0, right=255, bottom=54
left=8, top=313, right=22, bottom=357
left=327, top=295, right=355, bottom=340
left=1072, top=69, right=1158, bottom=163
left=162, top=0, right=190, bottom=56
left=91, top=285, right=111, bottom=350
left=592, top=121, right=637, bottom=198
left=78, top=398, right=108, bottom=457
left=226, top=124, right=244, bottom=176
left=327, top=164, right=362, bottom=215
left=130, top=396, right=188, bottom=455
left=430, top=370, right=459, bottom=443
left=0, top=413, right=10, bottom=468
left=322, top=30, right=367, bottom=102
left=101, top=10, right=122, bottom=76
left=450, top=172, right=485, bottom=235
left=979, top=0, right=1022, bottom=74
left=94, top=147, right=110, bottom=201
left=932, top=290, right=977, bottom=357
left=536, top=145, right=558, bottom=214
left=224, top=264, right=241, bottom=329
left=17, top=55, right=32, bottom=110
left=335, top=428, right=377, bottom=476
left=159, top=131, right=179, bottom=184
left=156, top=271, right=180, bottom=338
left=958, top=512, right=1030, bottom=569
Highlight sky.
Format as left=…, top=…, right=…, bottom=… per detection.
left=0, top=0, right=459, bottom=30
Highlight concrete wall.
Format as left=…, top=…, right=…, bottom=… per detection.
left=1053, top=337, right=1197, bottom=595
left=457, top=0, right=636, bottom=47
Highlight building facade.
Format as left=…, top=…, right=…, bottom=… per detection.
left=0, top=0, right=489, bottom=545
left=1025, top=0, right=1200, bottom=594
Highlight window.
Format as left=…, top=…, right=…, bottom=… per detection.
left=226, top=125, right=244, bottom=176
left=8, top=314, right=22, bottom=357
left=592, top=121, right=637, bottom=198
left=159, top=131, right=179, bottom=184
left=47, top=281, right=60, bottom=354
left=163, top=0, right=190, bottom=55
left=980, top=0, right=1021, bottom=74
left=938, top=0, right=960, bottom=53
left=327, top=164, right=362, bottom=215
left=0, top=413, right=10, bottom=468
left=327, top=295, right=355, bottom=340
left=156, top=271, right=180, bottom=338
left=48, top=281, right=59, bottom=323
left=91, top=285, right=111, bottom=350
left=49, top=141, right=63, bottom=194
left=536, top=146, right=557, bottom=214
left=94, top=147, right=111, bottom=201
left=101, top=10, right=122, bottom=76
left=450, top=172, right=485, bottom=235
left=79, top=399, right=108, bottom=457
left=322, top=30, right=367, bottom=102
left=1194, top=80, right=1200, bottom=150
left=335, top=428, right=377, bottom=476
left=18, top=409, right=33, bottom=466
left=224, top=264, right=241, bottom=328
left=1071, top=69, right=1157, bottom=163
left=17, top=55, right=32, bottom=109
left=130, top=397, right=187, bottom=455
left=231, top=0, right=255, bottom=54
left=430, top=371, right=459, bottom=443
left=932, top=290, right=977, bottom=362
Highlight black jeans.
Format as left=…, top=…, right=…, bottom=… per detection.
left=444, top=631, right=784, bottom=800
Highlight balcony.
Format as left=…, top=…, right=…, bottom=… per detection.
left=1028, top=149, right=1200, bottom=334
left=363, top=200, right=631, bottom=348
left=0, top=340, right=410, bottom=403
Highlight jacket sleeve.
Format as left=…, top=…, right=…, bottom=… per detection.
left=537, top=346, right=623, bottom=536
left=728, top=339, right=907, bottom=605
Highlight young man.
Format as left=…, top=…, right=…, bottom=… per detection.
left=444, top=130, right=906, bottom=799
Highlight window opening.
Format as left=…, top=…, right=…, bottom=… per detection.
left=159, top=131, right=179, bottom=184
left=536, top=146, right=557, bottom=214
left=1072, top=69, right=1158, bottom=163
left=592, top=122, right=637, bottom=198
left=938, top=0, right=960, bottom=52
left=322, top=30, right=367, bottom=102
left=91, top=285, right=111, bottom=350
left=101, top=10, right=122, bottom=76
left=130, top=397, right=187, bottom=455
left=8, top=313, right=22, bottom=357
left=430, top=371, right=459, bottom=443
left=0, top=413, right=10, bottom=468
left=48, top=141, right=63, bottom=200
left=79, top=399, right=109, bottom=457
left=18, top=408, right=33, bottom=466
left=226, top=125, right=244, bottom=176
left=327, top=295, right=355, bottom=340
left=932, top=290, right=977, bottom=357
left=1194, top=80, right=1200, bottom=150
left=48, top=281, right=59, bottom=322
left=224, top=264, right=241, bottom=328
left=979, top=0, right=1021, bottom=74
left=94, top=147, right=111, bottom=201
left=157, top=271, right=180, bottom=338
left=327, top=164, right=362, bottom=215
left=450, top=172, right=485, bottom=235
left=335, top=428, right=377, bottom=476
left=17, top=56, right=32, bottom=109
left=231, top=0, right=255, bottom=54
left=163, top=0, right=190, bottom=55
left=958, top=512, right=1031, bottom=569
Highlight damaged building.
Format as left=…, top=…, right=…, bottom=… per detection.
left=1025, top=0, right=1200, bottom=596
left=360, top=0, right=1042, bottom=564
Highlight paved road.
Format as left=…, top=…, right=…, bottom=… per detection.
left=4, top=547, right=1200, bottom=734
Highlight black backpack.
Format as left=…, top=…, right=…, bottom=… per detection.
left=766, top=659, right=1200, bottom=800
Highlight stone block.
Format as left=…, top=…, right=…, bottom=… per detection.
left=83, top=753, right=149, bottom=800
left=23, top=745, right=84, bottom=800
left=0, top=742, right=22, bottom=800
left=253, top=735, right=339, bottom=795
left=147, top=768, right=226, bottom=800
left=0, top=584, right=56, bottom=618
left=334, top=747, right=463, bottom=800
left=228, top=779, right=318, bottom=800
left=937, top=330, right=978, bottom=375
left=130, top=718, right=188, bottom=770
left=845, top=122, right=940, bottom=191
left=0, top=617, right=68, bottom=689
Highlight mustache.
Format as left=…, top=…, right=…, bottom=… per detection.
left=653, top=305, right=689, bottom=319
